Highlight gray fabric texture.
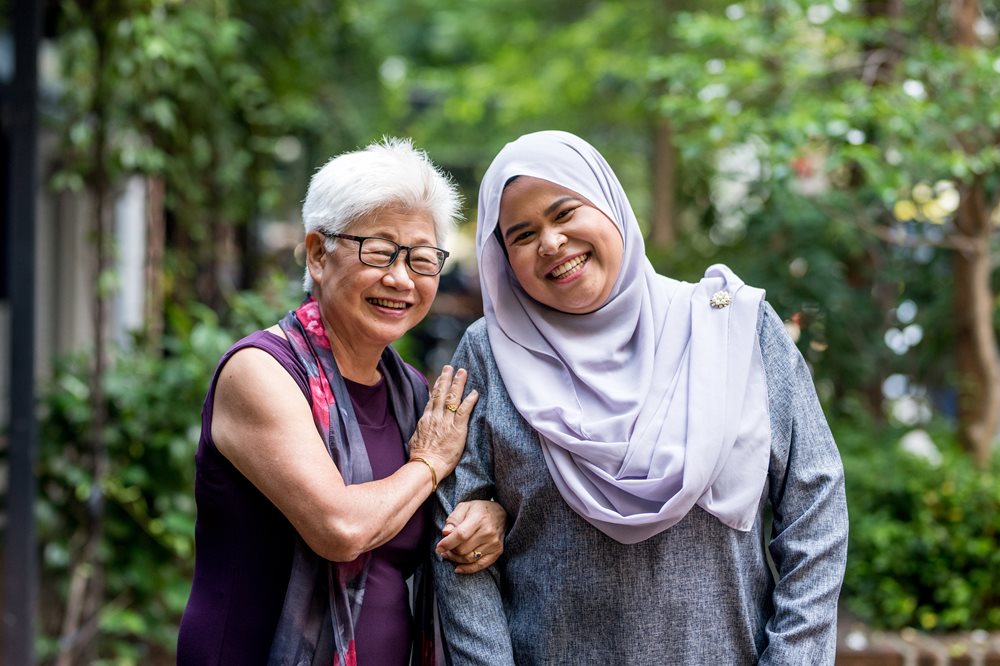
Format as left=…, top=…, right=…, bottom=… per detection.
left=432, top=302, right=848, bottom=665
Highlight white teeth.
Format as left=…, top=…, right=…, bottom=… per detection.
left=369, top=298, right=408, bottom=309
left=549, top=254, right=588, bottom=278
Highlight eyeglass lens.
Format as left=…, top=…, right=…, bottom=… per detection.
left=360, top=238, right=444, bottom=275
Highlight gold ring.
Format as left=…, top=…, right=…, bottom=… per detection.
left=446, top=403, right=459, bottom=413
left=472, top=550, right=483, bottom=560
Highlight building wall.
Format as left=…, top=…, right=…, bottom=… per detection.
left=1, top=130, right=146, bottom=429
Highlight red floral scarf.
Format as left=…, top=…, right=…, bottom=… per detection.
left=267, top=297, right=433, bottom=665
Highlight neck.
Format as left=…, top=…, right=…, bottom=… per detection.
left=318, top=316, right=384, bottom=386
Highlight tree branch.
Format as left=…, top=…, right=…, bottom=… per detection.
left=857, top=219, right=983, bottom=256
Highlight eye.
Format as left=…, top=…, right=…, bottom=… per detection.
left=509, top=230, right=534, bottom=246
left=410, top=255, right=438, bottom=268
left=554, top=205, right=581, bottom=221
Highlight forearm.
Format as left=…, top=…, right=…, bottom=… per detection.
left=319, top=362, right=480, bottom=561
left=433, top=447, right=515, bottom=666
left=758, top=303, right=848, bottom=663
left=215, top=348, right=477, bottom=563
left=760, top=467, right=848, bottom=663
left=431, top=550, right=514, bottom=665
left=432, top=466, right=516, bottom=663
left=432, top=327, right=516, bottom=664
left=313, top=459, right=438, bottom=561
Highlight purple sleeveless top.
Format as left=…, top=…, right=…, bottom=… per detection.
left=177, top=330, right=429, bottom=665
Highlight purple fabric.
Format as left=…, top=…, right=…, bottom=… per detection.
left=178, top=330, right=428, bottom=665
left=178, top=331, right=302, bottom=665
left=346, top=376, right=428, bottom=666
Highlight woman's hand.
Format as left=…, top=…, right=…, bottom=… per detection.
left=436, top=499, right=507, bottom=574
left=408, top=365, right=478, bottom=483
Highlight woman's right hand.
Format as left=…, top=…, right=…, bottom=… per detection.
left=408, top=365, right=479, bottom=482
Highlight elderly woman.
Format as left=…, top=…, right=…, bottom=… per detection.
left=433, top=131, right=848, bottom=664
left=177, top=138, right=506, bottom=666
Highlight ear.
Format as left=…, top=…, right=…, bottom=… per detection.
left=305, top=231, right=328, bottom=286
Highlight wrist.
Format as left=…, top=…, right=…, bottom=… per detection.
left=410, top=457, right=439, bottom=491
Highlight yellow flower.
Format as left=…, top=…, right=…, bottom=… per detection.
left=893, top=200, right=918, bottom=221
left=912, top=182, right=933, bottom=203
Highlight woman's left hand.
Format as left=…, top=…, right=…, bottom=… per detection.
left=436, top=499, right=506, bottom=574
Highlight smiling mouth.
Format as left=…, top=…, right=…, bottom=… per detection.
left=367, top=297, right=411, bottom=310
left=548, top=254, right=590, bottom=280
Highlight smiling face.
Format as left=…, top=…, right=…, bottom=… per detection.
left=306, top=205, right=439, bottom=357
left=497, top=176, right=624, bottom=314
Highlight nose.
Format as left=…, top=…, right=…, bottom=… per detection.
left=537, top=226, right=567, bottom=256
left=382, top=255, right=415, bottom=290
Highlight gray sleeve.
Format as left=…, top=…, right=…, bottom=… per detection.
left=431, top=328, right=516, bottom=666
left=758, top=303, right=849, bottom=665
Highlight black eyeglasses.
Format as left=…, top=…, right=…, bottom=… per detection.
left=322, top=232, right=450, bottom=277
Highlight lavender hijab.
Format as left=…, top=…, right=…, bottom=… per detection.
left=476, top=130, right=771, bottom=544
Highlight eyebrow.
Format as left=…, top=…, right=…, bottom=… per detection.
left=502, top=196, right=579, bottom=242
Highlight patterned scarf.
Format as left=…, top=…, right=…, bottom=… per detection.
left=267, top=297, right=433, bottom=665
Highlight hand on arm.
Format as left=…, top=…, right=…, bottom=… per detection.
left=407, top=365, right=480, bottom=485
left=212, top=349, right=477, bottom=562
left=437, top=499, right=507, bottom=574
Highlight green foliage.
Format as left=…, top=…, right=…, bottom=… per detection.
left=36, top=290, right=291, bottom=662
left=649, top=184, right=914, bottom=412
left=50, top=0, right=342, bottom=309
left=838, top=420, right=1000, bottom=631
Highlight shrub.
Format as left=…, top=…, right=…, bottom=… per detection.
left=36, top=291, right=290, bottom=663
left=837, top=419, right=1000, bottom=631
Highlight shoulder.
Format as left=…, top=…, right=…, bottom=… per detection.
left=223, top=330, right=310, bottom=401
left=455, top=318, right=493, bottom=361
left=226, top=329, right=292, bottom=366
left=755, top=301, right=803, bottom=374
left=402, top=360, right=429, bottom=388
left=754, top=302, right=819, bottom=424
left=756, top=301, right=788, bottom=342
left=452, top=318, right=506, bottom=393
left=220, top=343, right=302, bottom=397
left=462, top=317, right=489, bottom=343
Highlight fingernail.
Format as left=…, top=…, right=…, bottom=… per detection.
left=443, top=523, right=456, bottom=534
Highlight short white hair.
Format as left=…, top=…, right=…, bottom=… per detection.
left=301, top=136, right=462, bottom=292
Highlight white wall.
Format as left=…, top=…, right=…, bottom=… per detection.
left=1, top=134, right=148, bottom=430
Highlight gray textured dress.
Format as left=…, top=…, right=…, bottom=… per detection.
left=433, top=303, right=848, bottom=665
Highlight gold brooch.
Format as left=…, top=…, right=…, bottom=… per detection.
left=710, top=290, right=732, bottom=309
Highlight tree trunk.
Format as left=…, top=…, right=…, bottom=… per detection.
left=58, top=11, right=111, bottom=664
left=952, top=0, right=979, bottom=45
left=950, top=0, right=998, bottom=466
left=952, top=179, right=999, bottom=467
left=649, top=118, right=677, bottom=249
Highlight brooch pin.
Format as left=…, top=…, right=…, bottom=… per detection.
left=710, top=290, right=732, bottom=309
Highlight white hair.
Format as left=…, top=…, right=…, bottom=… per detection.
left=301, top=136, right=462, bottom=292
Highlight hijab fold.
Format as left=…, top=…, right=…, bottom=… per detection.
left=476, top=131, right=771, bottom=544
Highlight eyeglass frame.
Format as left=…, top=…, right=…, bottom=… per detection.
left=320, top=231, right=450, bottom=277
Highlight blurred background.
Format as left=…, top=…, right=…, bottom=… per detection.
left=1, top=0, right=998, bottom=663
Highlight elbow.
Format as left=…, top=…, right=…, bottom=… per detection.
left=306, top=518, right=370, bottom=563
